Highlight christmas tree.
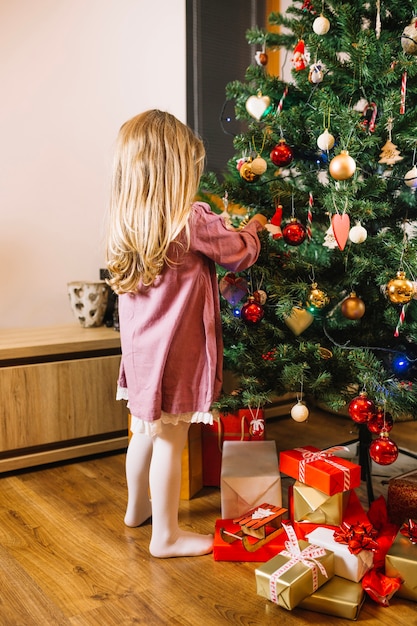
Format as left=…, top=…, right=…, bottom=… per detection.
left=202, top=0, right=417, bottom=429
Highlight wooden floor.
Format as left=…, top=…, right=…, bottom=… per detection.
left=1, top=410, right=417, bottom=625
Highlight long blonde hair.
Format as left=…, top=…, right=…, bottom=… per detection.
left=106, top=110, right=206, bottom=293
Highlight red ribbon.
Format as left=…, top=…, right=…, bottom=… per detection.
left=360, top=496, right=403, bottom=606
left=334, top=521, right=379, bottom=554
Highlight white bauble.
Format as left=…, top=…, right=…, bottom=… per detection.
left=313, top=15, right=330, bottom=35
left=404, top=165, right=417, bottom=188
left=317, top=129, right=335, bottom=151
left=290, top=401, right=309, bottom=422
left=349, top=222, right=368, bottom=244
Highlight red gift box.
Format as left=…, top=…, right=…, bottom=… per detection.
left=279, top=445, right=361, bottom=496
left=202, top=409, right=265, bottom=486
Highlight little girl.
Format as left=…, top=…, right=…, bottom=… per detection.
left=106, top=109, right=266, bottom=558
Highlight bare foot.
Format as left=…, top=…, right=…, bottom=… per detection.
left=124, top=500, right=152, bottom=527
left=149, top=530, right=214, bottom=558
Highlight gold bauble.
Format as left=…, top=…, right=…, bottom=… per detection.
left=341, top=292, right=365, bottom=319
left=386, top=271, right=414, bottom=304
left=307, top=283, right=330, bottom=309
left=329, top=150, right=356, bottom=180
left=239, top=161, right=258, bottom=182
left=250, top=156, right=268, bottom=175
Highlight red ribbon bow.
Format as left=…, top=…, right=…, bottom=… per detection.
left=334, top=521, right=379, bottom=554
left=400, top=518, right=417, bottom=544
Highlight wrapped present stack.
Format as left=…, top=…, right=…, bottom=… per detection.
left=279, top=445, right=362, bottom=526
left=212, top=440, right=417, bottom=620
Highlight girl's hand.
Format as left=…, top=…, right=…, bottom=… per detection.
left=246, top=213, right=268, bottom=228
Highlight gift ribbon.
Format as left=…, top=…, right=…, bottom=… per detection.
left=294, top=446, right=352, bottom=490
left=269, top=523, right=328, bottom=604
left=333, top=521, right=379, bottom=554
left=400, top=518, right=417, bottom=544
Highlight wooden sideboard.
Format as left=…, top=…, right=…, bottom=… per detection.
left=0, top=324, right=128, bottom=472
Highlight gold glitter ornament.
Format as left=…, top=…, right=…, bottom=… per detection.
left=307, top=283, right=330, bottom=309
left=386, top=271, right=414, bottom=304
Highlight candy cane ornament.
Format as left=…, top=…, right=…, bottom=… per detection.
left=394, top=304, right=408, bottom=337
left=307, top=193, right=313, bottom=240
left=400, top=71, right=407, bottom=115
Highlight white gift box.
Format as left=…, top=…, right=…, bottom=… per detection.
left=221, top=440, right=282, bottom=519
left=305, top=526, right=373, bottom=583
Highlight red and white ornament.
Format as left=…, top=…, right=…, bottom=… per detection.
left=292, top=40, right=307, bottom=71
left=265, top=204, right=283, bottom=239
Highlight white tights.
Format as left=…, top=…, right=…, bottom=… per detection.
left=124, top=420, right=213, bottom=558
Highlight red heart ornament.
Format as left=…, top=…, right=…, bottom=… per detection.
left=331, top=213, right=350, bottom=251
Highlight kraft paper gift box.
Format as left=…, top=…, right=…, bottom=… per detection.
left=279, top=445, right=361, bottom=496
left=202, top=409, right=264, bottom=486
left=221, top=440, right=281, bottom=519
left=255, top=524, right=334, bottom=610
left=299, top=575, right=365, bottom=620
left=305, top=526, right=373, bottom=582
left=291, top=481, right=350, bottom=526
left=385, top=527, right=417, bottom=602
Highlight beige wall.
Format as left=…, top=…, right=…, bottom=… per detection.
left=0, top=0, right=186, bottom=328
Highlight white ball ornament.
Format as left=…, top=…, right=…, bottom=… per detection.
left=404, top=165, right=417, bottom=189
left=290, top=401, right=309, bottom=422
left=317, top=129, right=335, bottom=151
left=349, top=222, right=368, bottom=244
left=313, top=15, right=330, bottom=35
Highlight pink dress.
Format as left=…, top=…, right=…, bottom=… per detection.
left=117, top=202, right=263, bottom=431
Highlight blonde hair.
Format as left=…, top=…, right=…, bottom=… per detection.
left=106, top=110, right=205, bottom=293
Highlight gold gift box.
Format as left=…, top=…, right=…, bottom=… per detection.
left=385, top=532, right=417, bottom=602
left=292, top=481, right=350, bottom=526
left=299, top=575, right=365, bottom=620
left=255, top=540, right=334, bottom=610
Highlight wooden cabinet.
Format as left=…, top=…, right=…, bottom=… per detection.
left=0, top=325, right=128, bottom=472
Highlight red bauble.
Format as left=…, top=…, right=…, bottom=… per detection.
left=348, top=392, right=376, bottom=423
left=270, top=139, right=294, bottom=167
left=282, top=218, right=307, bottom=246
left=240, top=296, right=264, bottom=325
left=367, top=408, right=393, bottom=433
left=369, top=432, right=399, bottom=465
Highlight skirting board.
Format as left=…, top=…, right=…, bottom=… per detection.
left=0, top=436, right=129, bottom=473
